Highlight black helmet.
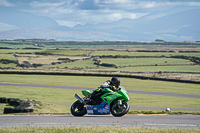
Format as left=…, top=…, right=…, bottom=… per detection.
left=110, top=77, right=120, bottom=87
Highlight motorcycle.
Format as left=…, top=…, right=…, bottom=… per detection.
left=71, top=86, right=130, bottom=117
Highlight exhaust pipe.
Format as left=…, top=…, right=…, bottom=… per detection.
left=75, top=94, right=85, bottom=104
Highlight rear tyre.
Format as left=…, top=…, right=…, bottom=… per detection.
left=110, top=101, right=130, bottom=117
left=71, top=100, right=87, bottom=116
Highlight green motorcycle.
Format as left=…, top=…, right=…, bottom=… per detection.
left=71, top=86, right=130, bottom=117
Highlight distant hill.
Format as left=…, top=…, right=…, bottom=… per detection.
left=0, top=7, right=199, bottom=41
left=0, top=9, right=59, bottom=29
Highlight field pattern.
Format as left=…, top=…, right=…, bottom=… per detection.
left=0, top=40, right=200, bottom=115
left=0, top=40, right=200, bottom=81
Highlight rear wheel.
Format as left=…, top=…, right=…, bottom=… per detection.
left=71, top=100, right=87, bottom=116
left=110, top=101, right=130, bottom=117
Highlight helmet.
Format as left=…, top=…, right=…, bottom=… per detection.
left=110, top=77, right=120, bottom=87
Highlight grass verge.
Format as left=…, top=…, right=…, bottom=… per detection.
left=0, top=126, right=199, bottom=133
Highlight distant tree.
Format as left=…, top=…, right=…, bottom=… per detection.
left=155, top=39, right=165, bottom=42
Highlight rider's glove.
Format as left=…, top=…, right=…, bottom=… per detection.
left=110, top=86, right=117, bottom=91
left=96, top=87, right=101, bottom=92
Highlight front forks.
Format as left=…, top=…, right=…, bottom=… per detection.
left=118, top=99, right=122, bottom=105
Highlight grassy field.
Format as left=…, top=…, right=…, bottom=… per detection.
left=0, top=85, right=199, bottom=109
left=0, top=49, right=199, bottom=75
left=0, top=45, right=199, bottom=82
left=99, top=58, right=193, bottom=66
left=91, top=50, right=200, bottom=57
left=0, top=74, right=199, bottom=115
left=0, top=54, right=16, bottom=60
left=0, top=49, right=43, bottom=54
left=16, top=55, right=88, bottom=65
left=0, top=74, right=200, bottom=94
left=42, top=50, right=92, bottom=55
left=87, top=65, right=200, bottom=73
left=43, top=59, right=96, bottom=69
left=0, top=126, right=199, bottom=133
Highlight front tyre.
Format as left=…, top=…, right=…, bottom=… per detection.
left=110, top=101, right=130, bottom=117
left=71, top=100, right=87, bottom=116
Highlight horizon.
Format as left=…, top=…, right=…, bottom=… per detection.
left=0, top=0, right=200, bottom=41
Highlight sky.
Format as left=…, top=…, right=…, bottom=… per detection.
left=1, top=0, right=200, bottom=27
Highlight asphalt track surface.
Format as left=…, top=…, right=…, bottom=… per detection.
left=0, top=114, right=200, bottom=129
left=1, top=82, right=200, bottom=111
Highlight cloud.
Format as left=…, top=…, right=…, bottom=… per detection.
left=0, top=22, right=19, bottom=32
left=187, top=2, right=200, bottom=6
left=30, top=1, right=65, bottom=8
left=9, top=0, right=200, bottom=27
left=97, top=0, right=200, bottom=11
left=0, top=0, right=14, bottom=7
left=27, top=1, right=145, bottom=27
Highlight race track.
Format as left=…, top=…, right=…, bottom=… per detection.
left=0, top=82, right=200, bottom=129
left=1, top=82, right=200, bottom=110
left=0, top=114, right=199, bottom=129
left=1, top=82, right=200, bottom=99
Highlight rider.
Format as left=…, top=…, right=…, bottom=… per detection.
left=87, top=77, right=121, bottom=103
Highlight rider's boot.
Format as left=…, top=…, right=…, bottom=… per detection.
left=85, top=91, right=97, bottom=103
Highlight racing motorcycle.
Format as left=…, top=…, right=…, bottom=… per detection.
left=71, top=86, right=130, bottom=117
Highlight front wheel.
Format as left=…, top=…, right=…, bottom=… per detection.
left=71, top=100, right=87, bottom=116
left=110, top=101, right=130, bottom=117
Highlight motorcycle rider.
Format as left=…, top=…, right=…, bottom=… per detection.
left=87, top=77, right=121, bottom=103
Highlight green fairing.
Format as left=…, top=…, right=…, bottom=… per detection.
left=82, top=90, right=91, bottom=96
left=118, top=89, right=129, bottom=101
left=81, top=87, right=129, bottom=104
left=100, top=87, right=129, bottom=104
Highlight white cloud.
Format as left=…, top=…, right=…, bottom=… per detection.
left=30, top=1, right=65, bottom=8
left=187, top=2, right=200, bottom=6
left=143, top=1, right=157, bottom=8
left=101, top=0, right=131, bottom=4
left=0, top=0, right=14, bottom=7
left=0, top=22, right=19, bottom=32
left=146, top=13, right=166, bottom=20
left=26, top=0, right=200, bottom=27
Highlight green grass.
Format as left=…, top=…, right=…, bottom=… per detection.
left=0, top=104, right=6, bottom=114
left=0, top=54, right=17, bottom=68
left=0, top=74, right=199, bottom=115
left=0, top=126, right=199, bottom=133
left=128, top=108, right=200, bottom=115
left=0, top=63, right=17, bottom=68
left=43, top=50, right=92, bottom=55
left=0, top=74, right=199, bottom=95
left=99, top=58, right=193, bottom=66
left=16, top=55, right=88, bottom=65
left=86, top=65, right=200, bottom=73
left=1, top=85, right=199, bottom=109
left=128, top=93, right=200, bottom=108
left=0, top=54, right=16, bottom=60
left=0, top=86, right=80, bottom=103
left=0, top=44, right=38, bottom=49
left=0, top=49, right=199, bottom=75
left=122, top=77, right=200, bottom=95
left=0, top=49, right=42, bottom=54
left=92, top=51, right=200, bottom=57
left=0, top=74, right=200, bottom=113
left=44, top=59, right=97, bottom=69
